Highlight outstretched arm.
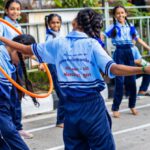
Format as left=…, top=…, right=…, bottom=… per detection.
left=137, top=38, right=150, bottom=51
left=110, top=64, right=150, bottom=76
left=0, top=36, right=33, bottom=55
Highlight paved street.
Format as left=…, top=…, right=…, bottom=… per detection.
left=23, top=96, right=150, bottom=150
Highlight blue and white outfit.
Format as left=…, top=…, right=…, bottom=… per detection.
left=0, top=16, right=23, bottom=132
left=0, top=46, right=29, bottom=150
left=105, top=21, right=138, bottom=111
left=46, top=28, right=65, bottom=125
left=131, top=46, right=150, bottom=95
left=32, top=31, right=116, bottom=150
left=0, top=16, right=21, bottom=43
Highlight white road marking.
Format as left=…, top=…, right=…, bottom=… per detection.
left=26, top=103, right=150, bottom=133
left=45, top=122, right=150, bottom=150
left=27, top=124, right=56, bottom=133
left=45, top=145, right=64, bottom=150
left=23, top=97, right=146, bottom=123
left=113, top=123, right=150, bottom=135
left=22, top=113, right=56, bottom=123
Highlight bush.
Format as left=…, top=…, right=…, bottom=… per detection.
left=27, top=70, right=50, bottom=92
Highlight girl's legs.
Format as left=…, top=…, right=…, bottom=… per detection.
left=10, top=85, right=33, bottom=139
left=112, top=48, right=125, bottom=118
left=0, top=130, right=11, bottom=150
left=48, top=64, right=65, bottom=127
left=63, top=94, right=115, bottom=150
left=112, top=46, right=137, bottom=117
left=137, top=74, right=150, bottom=95
left=112, top=76, right=124, bottom=117
left=125, top=76, right=138, bottom=115
left=0, top=111, right=29, bottom=150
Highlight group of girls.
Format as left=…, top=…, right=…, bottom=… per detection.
left=1, top=1, right=150, bottom=150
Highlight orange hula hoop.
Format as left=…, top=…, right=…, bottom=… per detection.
left=0, top=18, right=53, bottom=98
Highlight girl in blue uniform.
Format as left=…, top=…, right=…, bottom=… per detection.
left=0, top=34, right=36, bottom=150
left=0, top=0, right=34, bottom=139
left=44, top=14, right=65, bottom=128
left=125, top=45, right=150, bottom=97
left=105, top=5, right=150, bottom=118
left=2, top=8, right=150, bottom=150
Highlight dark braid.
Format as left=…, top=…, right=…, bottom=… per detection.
left=45, top=15, right=49, bottom=31
left=111, top=17, right=117, bottom=38
left=125, top=17, right=136, bottom=39
left=15, top=64, right=25, bottom=99
left=13, top=34, right=40, bottom=107
left=91, top=13, right=103, bottom=38
left=77, top=9, right=103, bottom=38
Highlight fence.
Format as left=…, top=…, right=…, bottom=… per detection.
left=20, top=3, right=150, bottom=52
left=1, top=2, right=150, bottom=68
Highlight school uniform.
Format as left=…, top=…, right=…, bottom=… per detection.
left=32, top=31, right=116, bottom=150
left=105, top=21, right=139, bottom=111
left=0, top=46, right=29, bottom=150
left=46, top=28, right=65, bottom=125
left=0, top=16, right=23, bottom=131
left=132, top=46, right=150, bottom=93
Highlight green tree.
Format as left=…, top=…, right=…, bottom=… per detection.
left=54, top=0, right=101, bottom=8
left=0, top=0, right=4, bottom=10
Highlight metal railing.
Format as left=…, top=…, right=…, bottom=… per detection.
left=1, top=3, right=150, bottom=68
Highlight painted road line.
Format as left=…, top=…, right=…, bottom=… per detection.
left=113, top=123, right=150, bottom=135
left=27, top=124, right=56, bottom=133
left=26, top=103, right=150, bottom=133
left=23, top=97, right=146, bottom=123
left=45, top=122, right=150, bottom=150
left=22, top=113, right=56, bottom=123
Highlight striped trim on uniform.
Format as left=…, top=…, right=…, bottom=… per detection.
left=32, top=44, right=43, bottom=63
left=105, top=60, right=115, bottom=76
left=59, top=79, right=105, bottom=88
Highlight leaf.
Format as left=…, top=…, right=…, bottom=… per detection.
left=54, top=0, right=62, bottom=7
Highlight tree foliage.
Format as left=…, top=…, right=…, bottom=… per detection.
left=54, top=0, right=101, bottom=8
left=0, top=0, right=4, bottom=10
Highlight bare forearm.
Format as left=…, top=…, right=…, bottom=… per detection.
left=0, top=36, right=33, bottom=55
left=137, top=38, right=150, bottom=51
left=111, top=64, right=144, bottom=76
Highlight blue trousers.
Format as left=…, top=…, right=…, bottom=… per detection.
left=10, top=89, right=22, bottom=131
left=48, top=64, right=65, bottom=124
left=10, top=64, right=23, bottom=131
left=0, top=85, right=29, bottom=150
left=125, top=74, right=150, bottom=97
left=0, top=130, right=11, bottom=150
left=112, top=45, right=136, bottom=111
left=63, top=93, right=115, bottom=150
left=137, top=74, right=150, bottom=92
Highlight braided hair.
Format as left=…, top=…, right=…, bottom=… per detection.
left=13, top=34, right=39, bottom=107
left=77, top=8, right=103, bottom=38
left=45, top=14, right=62, bottom=38
left=111, top=5, right=136, bottom=39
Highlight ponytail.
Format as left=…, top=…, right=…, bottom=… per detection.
left=13, top=34, right=40, bottom=107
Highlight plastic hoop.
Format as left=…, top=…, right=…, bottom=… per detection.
left=0, top=18, right=53, bottom=98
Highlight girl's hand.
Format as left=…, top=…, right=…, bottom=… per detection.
left=144, top=66, right=150, bottom=74
left=38, top=64, right=46, bottom=72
